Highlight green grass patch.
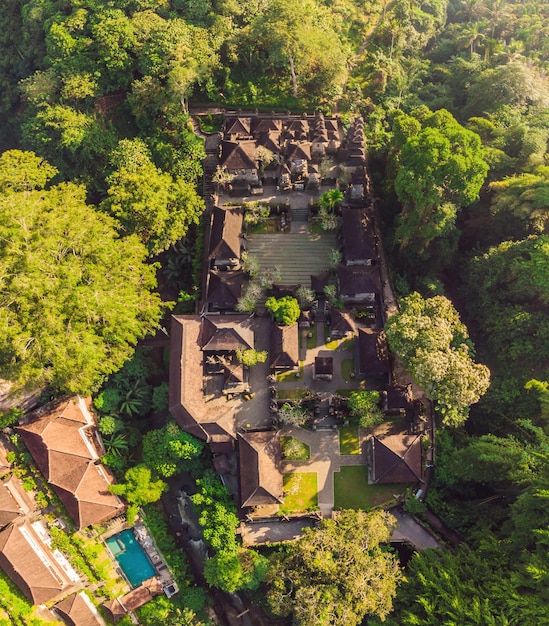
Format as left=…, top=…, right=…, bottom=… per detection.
left=247, top=218, right=279, bottom=234
left=280, top=473, right=318, bottom=514
left=340, top=337, right=354, bottom=351
left=334, top=466, right=399, bottom=510
left=306, top=325, right=317, bottom=349
left=281, top=437, right=310, bottom=461
left=276, top=364, right=304, bottom=382
left=325, top=338, right=339, bottom=350
left=339, top=425, right=360, bottom=455
left=308, top=219, right=324, bottom=234
left=341, top=358, right=354, bottom=382
left=198, top=114, right=222, bottom=133
left=277, top=388, right=309, bottom=400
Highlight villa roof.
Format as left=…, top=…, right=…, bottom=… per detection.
left=219, top=140, right=257, bottom=170
left=208, top=206, right=242, bottom=261
left=370, top=434, right=423, bottom=484
left=338, top=265, right=381, bottom=298
left=238, top=431, right=283, bottom=507
left=286, top=142, right=311, bottom=162
left=386, top=385, right=414, bottom=411
left=200, top=315, right=254, bottom=352
left=253, top=118, right=283, bottom=134
left=0, top=481, right=22, bottom=529
left=270, top=323, right=299, bottom=369
left=207, top=270, right=243, bottom=311
left=256, top=131, right=282, bottom=154
left=0, top=477, right=31, bottom=529
left=310, top=271, right=331, bottom=294
left=328, top=307, right=356, bottom=336
left=170, top=315, right=257, bottom=441
left=315, top=356, right=333, bottom=376
left=55, top=591, right=106, bottom=626
left=0, top=520, right=72, bottom=604
left=341, top=208, right=377, bottom=263
left=18, top=397, right=124, bottom=529
left=224, top=117, right=252, bottom=137
left=358, top=328, right=390, bottom=376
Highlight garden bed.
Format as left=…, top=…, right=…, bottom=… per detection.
left=281, top=437, right=310, bottom=461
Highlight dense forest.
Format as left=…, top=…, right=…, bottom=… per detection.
left=0, top=0, right=548, bottom=624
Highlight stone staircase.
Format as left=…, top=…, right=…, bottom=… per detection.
left=291, top=205, right=309, bottom=223
left=247, top=232, right=338, bottom=285
left=203, top=153, right=218, bottom=202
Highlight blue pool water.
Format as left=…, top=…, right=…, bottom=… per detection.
left=106, top=529, right=155, bottom=587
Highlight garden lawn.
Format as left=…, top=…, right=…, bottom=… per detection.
left=280, top=473, right=318, bottom=514
left=334, top=466, right=399, bottom=510
left=339, top=425, right=360, bottom=455
left=341, top=358, right=354, bottom=382
left=247, top=219, right=278, bottom=234
left=306, top=325, right=317, bottom=349
left=277, top=388, right=309, bottom=400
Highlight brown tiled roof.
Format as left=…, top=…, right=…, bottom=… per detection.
left=358, top=328, right=390, bottom=375
left=253, top=118, right=282, bottom=134
left=328, top=307, right=356, bottom=336
left=286, top=142, right=311, bottom=162
left=170, top=315, right=252, bottom=441
left=370, top=434, right=423, bottom=483
left=256, top=131, right=282, bottom=155
left=341, top=208, right=377, bottom=263
left=338, top=265, right=381, bottom=298
left=101, top=598, right=126, bottom=621
left=238, top=431, right=283, bottom=507
left=386, top=385, right=414, bottom=412
left=208, top=206, right=243, bottom=261
left=55, top=591, right=105, bottom=626
left=201, top=315, right=254, bottom=352
left=102, top=578, right=162, bottom=621
left=207, top=270, right=243, bottom=311
left=0, top=481, right=22, bottom=529
left=224, top=117, right=251, bottom=137
left=270, top=323, right=299, bottom=369
left=18, top=397, right=124, bottom=529
left=314, top=356, right=333, bottom=376
left=0, top=520, right=72, bottom=604
left=219, top=140, right=257, bottom=170
left=311, top=271, right=331, bottom=294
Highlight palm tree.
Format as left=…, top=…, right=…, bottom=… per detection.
left=319, top=189, right=344, bottom=212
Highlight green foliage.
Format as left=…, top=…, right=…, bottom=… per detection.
left=347, top=391, right=384, bottom=428
left=385, top=292, right=490, bottom=426
left=204, top=548, right=268, bottom=593
left=98, top=415, right=119, bottom=436
left=489, top=166, right=549, bottom=235
left=191, top=470, right=239, bottom=553
left=109, top=465, right=167, bottom=510
left=0, top=166, right=163, bottom=394
left=142, top=421, right=204, bottom=478
left=265, top=295, right=300, bottom=325
left=392, top=109, right=488, bottom=258
left=277, top=403, right=309, bottom=427
left=0, top=150, right=58, bottom=193
left=0, top=407, right=23, bottom=429
left=93, top=389, right=122, bottom=415
left=151, top=382, right=169, bottom=413
left=265, top=510, right=400, bottom=625
left=235, top=348, right=267, bottom=367
left=102, top=138, right=205, bottom=256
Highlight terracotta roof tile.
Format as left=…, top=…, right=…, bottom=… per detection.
left=238, top=431, right=283, bottom=507
left=370, top=434, right=423, bottom=483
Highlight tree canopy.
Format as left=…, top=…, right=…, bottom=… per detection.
left=385, top=292, right=490, bottom=426
left=0, top=152, right=163, bottom=393
left=265, top=295, right=300, bottom=325
left=265, top=509, right=400, bottom=625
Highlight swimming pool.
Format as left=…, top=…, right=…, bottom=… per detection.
left=106, top=529, right=155, bottom=588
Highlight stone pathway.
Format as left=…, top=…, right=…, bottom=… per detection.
left=281, top=425, right=368, bottom=518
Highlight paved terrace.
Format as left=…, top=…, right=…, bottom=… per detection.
left=218, top=186, right=338, bottom=286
